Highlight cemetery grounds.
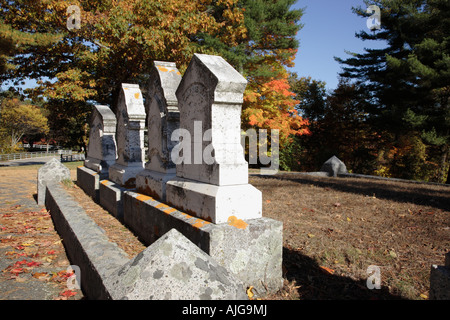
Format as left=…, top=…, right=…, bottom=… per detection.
left=1, top=163, right=448, bottom=300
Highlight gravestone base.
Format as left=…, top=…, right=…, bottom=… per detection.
left=76, top=166, right=100, bottom=202
left=99, top=180, right=131, bottom=221
left=166, top=177, right=262, bottom=224
left=84, top=156, right=113, bottom=180
left=123, top=190, right=283, bottom=296
left=108, top=163, right=144, bottom=188
left=135, top=169, right=176, bottom=201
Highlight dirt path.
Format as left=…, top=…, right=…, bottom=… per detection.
left=0, top=167, right=83, bottom=300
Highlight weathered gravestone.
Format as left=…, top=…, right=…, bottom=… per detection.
left=136, top=61, right=181, bottom=201
left=320, top=155, right=348, bottom=177
left=77, top=105, right=118, bottom=201
left=37, top=158, right=71, bottom=205
left=165, top=53, right=262, bottom=224
left=108, top=83, right=146, bottom=188
left=84, top=105, right=117, bottom=179
left=105, top=228, right=247, bottom=300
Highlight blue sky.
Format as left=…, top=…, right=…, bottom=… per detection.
left=290, top=0, right=387, bottom=91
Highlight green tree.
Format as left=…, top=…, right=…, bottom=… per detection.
left=336, top=0, right=450, bottom=182
left=292, top=77, right=378, bottom=173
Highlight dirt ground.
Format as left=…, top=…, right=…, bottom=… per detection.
left=252, top=172, right=449, bottom=300
left=0, top=164, right=83, bottom=300
left=1, top=163, right=449, bottom=300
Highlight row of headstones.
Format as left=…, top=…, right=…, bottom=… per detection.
left=84, top=54, right=261, bottom=224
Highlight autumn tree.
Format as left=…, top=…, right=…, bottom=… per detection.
left=240, top=0, right=310, bottom=149
left=198, top=0, right=309, bottom=170
left=0, top=98, right=49, bottom=151
left=0, top=0, right=246, bottom=149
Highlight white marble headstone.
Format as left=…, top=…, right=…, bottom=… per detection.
left=108, top=83, right=146, bottom=187
left=84, top=105, right=117, bottom=178
left=136, top=61, right=181, bottom=200
left=166, top=54, right=262, bottom=224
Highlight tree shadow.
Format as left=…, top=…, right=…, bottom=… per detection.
left=256, top=173, right=450, bottom=211
left=283, top=246, right=405, bottom=300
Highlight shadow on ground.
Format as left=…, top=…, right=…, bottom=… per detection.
left=261, top=174, right=450, bottom=212
left=283, top=247, right=405, bottom=300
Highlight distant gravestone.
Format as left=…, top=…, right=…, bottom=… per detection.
left=136, top=61, right=181, bottom=201
left=320, top=155, right=348, bottom=177
left=105, top=228, right=247, bottom=300
left=108, top=84, right=146, bottom=187
left=84, top=105, right=117, bottom=179
left=37, top=158, right=71, bottom=205
left=166, top=53, right=262, bottom=224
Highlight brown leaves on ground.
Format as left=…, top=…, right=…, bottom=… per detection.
left=62, top=182, right=146, bottom=258
left=254, top=173, right=449, bottom=300
left=0, top=205, right=82, bottom=299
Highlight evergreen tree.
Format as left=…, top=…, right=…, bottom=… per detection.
left=336, top=0, right=450, bottom=182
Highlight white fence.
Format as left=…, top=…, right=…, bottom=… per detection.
left=0, top=150, right=72, bottom=162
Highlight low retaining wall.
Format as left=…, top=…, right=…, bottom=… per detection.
left=77, top=165, right=283, bottom=296
left=45, top=179, right=247, bottom=300
left=124, top=190, right=283, bottom=295
left=45, top=182, right=129, bottom=299
left=76, top=166, right=100, bottom=202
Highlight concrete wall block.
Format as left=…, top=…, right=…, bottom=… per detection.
left=123, top=190, right=283, bottom=295
left=105, top=228, right=247, bottom=300
left=76, top=166, right=100, bottom=202
left=44, top=182, right=130, bottom=299
left=99, top=179, right=128, bottom=221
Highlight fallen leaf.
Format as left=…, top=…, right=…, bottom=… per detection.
left=307, top=233, right=315, bottom=238
left=32, top=272, right=48, bottom=279
left=26, top=261, right=41, bottom=267
left=265, top=200, right=271, bottom=204
left=47, top=250, right=56, bottom=255
left=389, top=250, right=397, bottom=259
left=420, top=293, right=428, bottom=299
left=334, top=202, right=341, bottom=207
left=60, top=290, right=77, bottom=298
left=347, top=217, right=352, bottom=222
left=246, top=286, right=254, bottom=299
left=10, top=268, right=24, bottom=275
left=320, top=266, right=335, bottom=275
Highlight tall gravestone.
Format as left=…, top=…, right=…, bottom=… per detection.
left=84, top=105, right=117, bottom=179
left=166, top=53, right=262, bottom=224
left=136, top=61, right=181, bottom=201
left=108, top=84, right=146, bottom=188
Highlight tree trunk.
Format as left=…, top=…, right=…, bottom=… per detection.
left=446, top=162, right=450, bottom=184
left=438, top=145, right=449, bottom=183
